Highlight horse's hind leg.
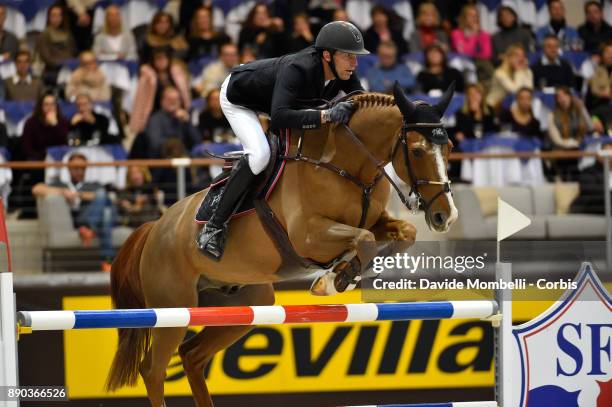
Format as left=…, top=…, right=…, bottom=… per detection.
left=179, top=284, right=275, bottom=407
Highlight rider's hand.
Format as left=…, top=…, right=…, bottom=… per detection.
left=324, top=101, right=354, bottom=124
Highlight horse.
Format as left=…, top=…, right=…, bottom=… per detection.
left=106, top=83, right=458, bottom=407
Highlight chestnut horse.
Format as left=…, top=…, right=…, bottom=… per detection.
left=106, top=83, right=458, bottom=406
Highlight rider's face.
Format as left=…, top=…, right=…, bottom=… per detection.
left=332, top=51, right=358, bottom=80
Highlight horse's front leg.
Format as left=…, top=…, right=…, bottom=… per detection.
left=370, top=210, right=417, bottom=244
left=292, top=216, right=377, bottom=296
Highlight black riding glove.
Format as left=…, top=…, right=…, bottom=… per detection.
left=324, top=101, right=354, bottom=124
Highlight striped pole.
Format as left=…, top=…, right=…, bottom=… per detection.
left=345, top=402, right=498, bottom=407
left=17, top=301, right=497, bottom=331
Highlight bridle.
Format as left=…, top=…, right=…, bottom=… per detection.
left=281, top=118, right=452, bottom=229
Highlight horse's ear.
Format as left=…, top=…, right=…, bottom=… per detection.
left=435, top=81, right=455, bottom=116
left=393, top=81, right=415, bottom=118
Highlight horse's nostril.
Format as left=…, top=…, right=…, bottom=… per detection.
left=433, top=212, right=446, bottom=226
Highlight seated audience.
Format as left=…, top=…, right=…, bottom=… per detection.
left=22, top=93, right=69, bottom=161
left=492, top=6, right=533, bottom=64
left=144, top=86, right=200, bottom=158
left=32, top=153, right=116, bottom=271
left=65, top=0, right=96, bottom=53
left=499, top=87, right=543, bottom=139
left=198, top=89, right=234, bottom=144
left=487, top=45, right=533, bottom=109
left=0, top=5, right=19, bottom=61
left=451, top=4, right=493, bottom=81
left=364, top=5, right=408, bottom=56
left=570, top=143, right=612, bottom=214
left=65, top=51, right=111, bottom=102
left=366, top=41, right=415, bottom=93
left=36, top=4, right=77, bottom=86
left=69, top=93, right=116, bottom=146
left=531, top=34, right=576, bottom=90
left=92, top=5, right=138, bottom=61
left=578, top=1, right=612, bottom=55
left=535, top=0, right=581, bottom=51
left=3, top=51, right=45, bottom=101
left=409, top=2, right=449, bottom=53
left=117, top=165, right=162, bottom=228
left=453, top=84, right=498, bottom=143
left=186, top=6, right=231, bottom=62
left=416, top=44, right=464, bottom=94
left=195, top=42, right=238, bottom=97
left=588, top=41, right=612, bottom=111
left=139, top=11, right=187, bottom=63
left=287, top=12, right=315, bottom=53
left=238, top=2, right=286, bottom=59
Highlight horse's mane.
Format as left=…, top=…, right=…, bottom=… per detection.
left=350, top=93, right=396, bottom=110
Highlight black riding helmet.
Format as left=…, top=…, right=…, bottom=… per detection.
left=315, top=21, right=370, bottom=55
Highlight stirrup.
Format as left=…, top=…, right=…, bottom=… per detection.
left=197, top=224, right=227, bottom=261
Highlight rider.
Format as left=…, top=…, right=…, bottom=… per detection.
left=196, top=21, right=370, bottom=260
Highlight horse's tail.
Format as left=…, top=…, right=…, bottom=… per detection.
left=105, top=221, right=155, bottom=392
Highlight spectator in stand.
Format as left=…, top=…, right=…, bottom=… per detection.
left=186, top=6, right=231, bottom=63
left=531, top=34, right=576, bottom=90
left=588, top=41, right=612, bottom=111
left=492, top=5, right=534, bottom=65
left=240, top=46, right=257, bottom=64
left=453, top=83, right=498, bottom=143
left=487, top=44, right=533, bottom=109
left=366, top=41, right=415, bottom=93
left=144, top=86, right=200, bottom=158
left=332, top=8, right=351, bottom=23
left=65, top=0, right=96, bottom=53
left=32, top=153, right=116, bottom=271
left=198, top=88, right=234, bottom=144
left=364, top=5, right=408, bottom=56
left=535, top=0, right=581, bottom=51
left=409, top=2, right=449, bottom=53
left=139, top=11, right=188, bottom=63
left=21, top=93, right=69, bottom=161
left=36, top=4, right=77, bottom=87
left=416, top=44, right=464, bottom=94
left=570, top=143, right=612, bottom=214
left=238, top=2, right=286, bottom=59
left=578, top=1, right=612, bottom=55
left=287, top=13, right=315, bottom=53
left=0, top=5, right=19, bottom=62
left=451, top=4, right=493, bottom=81
left=129, top=46, right=191, bottom=135
left=68, top=93, right=116, bottom=147
left=195, top=42, right=238, bottom=98
left=92, top=5, right=138, bottom=61
left=65, top=51, right=111, bottom=102
left=117, top=165, right=162, bottom=228
left=3, top=51, right=44, bottom=101
left=499, top=87, right=542, bottom=139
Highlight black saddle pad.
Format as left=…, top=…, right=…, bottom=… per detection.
left=195, top=130, right=289, bottom=223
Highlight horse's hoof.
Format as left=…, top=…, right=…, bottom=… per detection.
left=309, top=272, right=339, bottom=296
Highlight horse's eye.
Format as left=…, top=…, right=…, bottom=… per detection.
left=412, top=149, right=423, bottom=158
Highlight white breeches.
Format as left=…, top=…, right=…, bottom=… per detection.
left=220, top=74, right=271, bottom=175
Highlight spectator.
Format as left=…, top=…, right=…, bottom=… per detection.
left=332, top=8, right=350, bottom=23
left=36, top=4, right=77, bottom=87
left=0, top=5, right=19, bottom=62
left=65, top=51, right=111, bottom=102
left=144, top=86, right=200, bottom=158
left=21, top=93, right=69, bottom=161
left=65, top=0, right=96, bottom=53
left=416, top=44, right=464, bottom=94
left=117, top=165, right=161, bottom=228
left=68, top=93, right=115, bottom=147
left=186, top=6, right=231, bottom=62
left=287, top=12, right=315, bottom=53
left=570, top=143, right=612, bottom=214
left=198, top=88, right=234, bottom=144
left=578, top=1, right=612, bottom=55
left=531, top=34, right=576, bottom=90
left=92, top=5, right=138, bottom=61
left=238, top=2, right=286, bottom=59
left=451, top=4, right=493, bottom=81
left=487, top=45, right=533, bottom=109
left=492, top=6, right=534, bottom=64
left=453, top=83, right=497, bottom=143
left=588, top=41, right=612, bottom=110
left=3, top=51, right=44, bottom=101
left=129, top=46, right=191, bottom=135
left=409, top=2, right=449, bottom=54
left=366, top=41, right=415, bottom=93
left=153, top=138, right=195, bottom=205
left=195, top=42, right=238, bottom=98
left=364, top=5, right=408, bottom=56
left=139, top=11, right=188, bottom=63
left=535, top=0, right=581, bottom=51
left=240, top=46, right=257, bottom=64
left=32, top=153, right=116, bottom=271
left=499, top=87, right=542, bottom=139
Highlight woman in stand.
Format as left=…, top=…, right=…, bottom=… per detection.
left=186, top=6, right=230, bottom=62
left=416, top=44, right=464, bottom=93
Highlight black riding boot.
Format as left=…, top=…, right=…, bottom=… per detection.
left=197, top=156, right=255, bottom=260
